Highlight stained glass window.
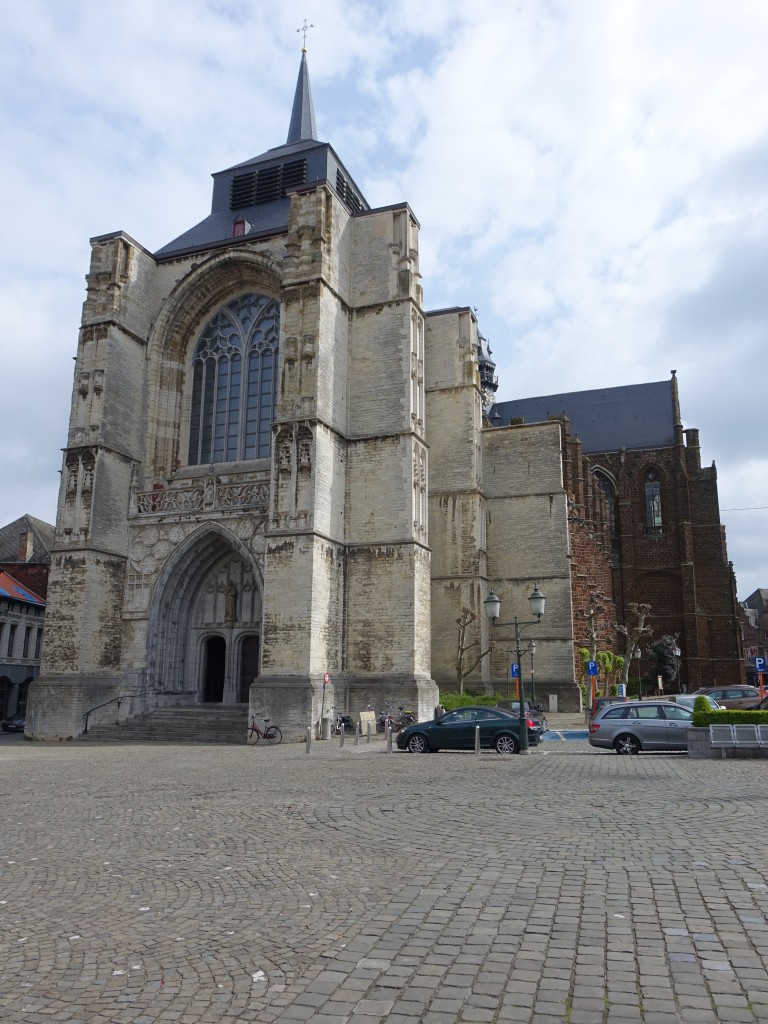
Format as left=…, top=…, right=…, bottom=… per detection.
left=645, top=469, right=663, bottom=532
left=188, top=294, right=279, bottom=465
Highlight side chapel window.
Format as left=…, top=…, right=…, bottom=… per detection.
left=645, top=468, right=663, bottom=533
left=188, top=293, right=279, bottom=465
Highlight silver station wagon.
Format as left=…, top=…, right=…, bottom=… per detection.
left=588, top=700, right=694, bottom=755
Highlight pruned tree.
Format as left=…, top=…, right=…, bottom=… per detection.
left=455, top=607, right=495, bottom=694
left=649, top=634, right=680, bottom=687
left=617, top=602, right=653, bottom=687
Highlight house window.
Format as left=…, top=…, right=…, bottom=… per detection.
left=645, top=469, right=663, bottom=533
left=7, top=624, right=16, bottom=657
left=22, top=626, right=32, bottom=659
left=34, top=629, right=42, bottom=659
left=188, top=293, right=279, bottom=465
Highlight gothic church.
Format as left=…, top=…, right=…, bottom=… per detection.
left=28, top=53, right=742, bottom=739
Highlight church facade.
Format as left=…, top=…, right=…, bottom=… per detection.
left=28, top=54, right=742, bottom=739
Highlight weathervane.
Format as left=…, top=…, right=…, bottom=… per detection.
left=297, top=19, right=314, bottom=51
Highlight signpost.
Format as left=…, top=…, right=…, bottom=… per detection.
left=756, top=656, right=766, bottom=700
left=320, top=672, right=331, bottom=738
left=511, top=662, right=520, bottom=700
left=586, top=660, right=598, bottom=708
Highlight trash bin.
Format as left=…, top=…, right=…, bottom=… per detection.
left=320, top=716, right=332, bottom=740
left=434, top=704, right=446, bottom=719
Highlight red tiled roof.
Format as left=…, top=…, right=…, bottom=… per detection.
left=0, top=570, right=45, bottom=606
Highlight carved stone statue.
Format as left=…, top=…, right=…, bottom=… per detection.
left=224, top=581, right=237, bottom=623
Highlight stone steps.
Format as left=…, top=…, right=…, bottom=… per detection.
left=79, top=705, right=249, bottom=744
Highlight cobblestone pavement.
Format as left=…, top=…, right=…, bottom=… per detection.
left=2, top=737, right=768, bottom=1023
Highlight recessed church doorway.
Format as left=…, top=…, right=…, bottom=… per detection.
left=203, top=636, right=226, bottom=703
left=239, top=635, right=259, bottom=703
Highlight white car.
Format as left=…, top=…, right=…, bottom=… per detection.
left=668, top=694, right=723, bottom=711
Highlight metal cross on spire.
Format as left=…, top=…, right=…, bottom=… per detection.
left=297, top=20, right=314, bottom=51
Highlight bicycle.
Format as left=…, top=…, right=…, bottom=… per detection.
left=376, top=701, right=396, bottom=733
left=328, top=707, right=354, bottom=736
left=394, top=706, right=416, bottom=732
left=245, top=713, right=282, bottom=744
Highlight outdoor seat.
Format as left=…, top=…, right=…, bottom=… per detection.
left=732, top=724, right=761, bottom=747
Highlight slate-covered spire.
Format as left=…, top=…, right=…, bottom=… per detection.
left=287, top=50, right=317, bottom=144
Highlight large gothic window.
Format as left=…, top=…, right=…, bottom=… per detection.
left=594, top=469, right=620, bottom=564
left=188, top=293, right=279, bottom=465
left=645, top=469, right=663, bottom=533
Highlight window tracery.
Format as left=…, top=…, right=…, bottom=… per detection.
left=188, top=293, right=279, bottom=465
left=645, top=468, right=663, bottom=533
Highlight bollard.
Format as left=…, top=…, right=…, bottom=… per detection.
left=366, top=722, right=372, bottom=744
left=386, top=722, right=393, bottom=753
left=340, top=724, right=345, bottom=748
left=306, top=726, right=312, bottom=753
left=475, top=725, right=481, bottom=754
left=355, top=722, right=360, bottom=746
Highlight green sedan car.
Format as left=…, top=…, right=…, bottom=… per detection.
left=396, top=706, right=540, bottom=754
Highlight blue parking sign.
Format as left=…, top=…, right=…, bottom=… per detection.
left=587, top=660, right=598, bottom=676
left=756, top=656, right=766, bottom=673
left=510, top=663, right=520, bottom=678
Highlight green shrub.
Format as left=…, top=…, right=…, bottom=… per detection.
left=691, top=695, right=712, bottom=727
left=692, top=706, right=768, bottom=728
left=440, top=691, right=509, bottom=712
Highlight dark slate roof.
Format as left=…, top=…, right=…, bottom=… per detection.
left=0, top=570, right=45, bottom=606
left=0, top=515, right=54, bottom=564
left=156, top=53, right=368, bottom=258
left=489, top=379, right=677, bottom=453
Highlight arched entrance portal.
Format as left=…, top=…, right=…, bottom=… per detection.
left=203, top=636, right=226, bottom=702
left=146, top=525, right=263, bottom=706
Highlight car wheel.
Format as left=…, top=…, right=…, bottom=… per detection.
left=614, top=733, right=641, bottom=755
left=495, top=733, right=520, bottom=755
left=407, top=733, right=430, bottom=753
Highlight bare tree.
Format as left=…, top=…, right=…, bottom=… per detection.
left=455, top=607, right=495, bottom=694
left=616, top=602, right=653, bottom=688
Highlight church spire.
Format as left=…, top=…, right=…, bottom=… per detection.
left=287, top=48, right=318, bottom=144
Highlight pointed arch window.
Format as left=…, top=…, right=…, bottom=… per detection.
left=645, top=469, right=663, bottom=534
left=188, top=293, right=279, bottom=465
left=594, top=469, right=620, bottom=564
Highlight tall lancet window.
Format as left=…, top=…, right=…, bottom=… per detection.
left=188, top=293, right=279, bottom=465
left=645, top=468, right=663, bottom=533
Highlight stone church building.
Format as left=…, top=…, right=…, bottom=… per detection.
left=28, top=53, right=743, bottom=739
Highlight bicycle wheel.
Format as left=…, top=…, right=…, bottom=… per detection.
left=265, top=725, right=282, bottom=744
left=246, top=726, right=260, bottom=744
left=329, top=719, right=338, bottom=736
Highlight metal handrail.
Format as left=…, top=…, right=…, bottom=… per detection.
left=82, top=691, right=153, bottom=734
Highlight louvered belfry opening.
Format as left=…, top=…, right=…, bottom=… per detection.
left=230, top=159, right=307, bottom=210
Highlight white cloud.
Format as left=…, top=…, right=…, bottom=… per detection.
left=0, top=0, right=766, bottom=596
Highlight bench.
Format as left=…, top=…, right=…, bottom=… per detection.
left=709, top=724, right=765, bottom=758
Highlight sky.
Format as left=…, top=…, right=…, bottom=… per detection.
left=1, top=0, right=766, bottom=600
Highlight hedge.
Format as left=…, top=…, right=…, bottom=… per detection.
left=691, top=708, right=768, bottom=728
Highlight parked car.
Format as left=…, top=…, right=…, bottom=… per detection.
left=1, top=714, right=25, bottom=733
left=495, top=700, right=548, bottom=732
left=588, top=700, right=694, bottom=754
left=589, top=695, right=628, bottom=719
left=668, top=694, right=724, bottom=711
left=743, top=694, right=768, bottom=712
left=396, top=706, right=541, bottom=754
left=692, top=686, right=761, bottom=710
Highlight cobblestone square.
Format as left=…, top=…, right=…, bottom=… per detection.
left=1, top=734, right=768, bottom=1022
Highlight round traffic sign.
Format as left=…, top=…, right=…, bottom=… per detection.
left=323, top=672, right=331, bottom=684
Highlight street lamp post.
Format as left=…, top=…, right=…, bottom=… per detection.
left=529, top=641, right=537, bottom=704
left=484, top=585, right=546, bottom=753
left=672, top=644, right=682, bottom=692
left=634, top=647, right=642, bottom=699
